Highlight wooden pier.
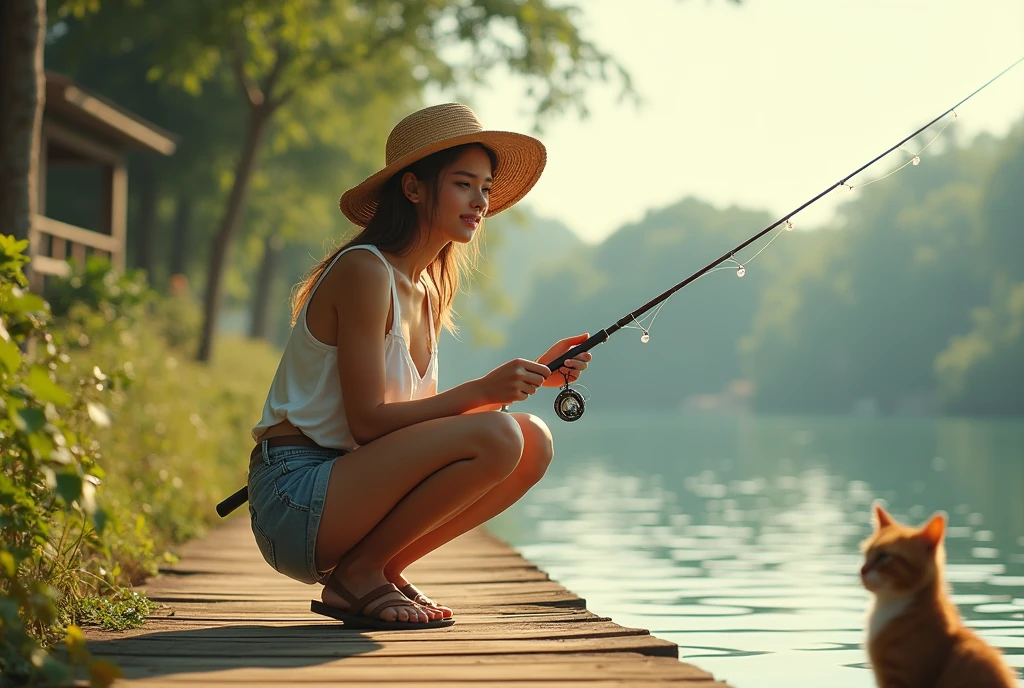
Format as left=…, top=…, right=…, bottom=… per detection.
left=83, top=515, right=733, bottom=687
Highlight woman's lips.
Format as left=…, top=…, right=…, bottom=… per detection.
left=460, top=215, right=480, bottom=229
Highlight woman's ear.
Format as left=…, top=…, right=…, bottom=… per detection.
left=401, top=172, right=422, bottom=204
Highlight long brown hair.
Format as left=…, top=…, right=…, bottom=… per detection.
left=291, top=143, right=499, bottom=335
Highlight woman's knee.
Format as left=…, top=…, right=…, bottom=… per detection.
left=471, top=412, right=524, bottom=480
left=514, top=413, right=553, bottom=485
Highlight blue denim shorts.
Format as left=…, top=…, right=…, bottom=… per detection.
left=247, top=442, right=347, bottom=585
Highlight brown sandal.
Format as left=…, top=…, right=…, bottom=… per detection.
left=400, top=583, right=454, bottom=619
left=311, top=580, right=454, bottom=630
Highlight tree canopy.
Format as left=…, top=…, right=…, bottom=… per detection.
left=50, top=0, right=634, bottom=360
left=446, top=119, right=1024, bottom=417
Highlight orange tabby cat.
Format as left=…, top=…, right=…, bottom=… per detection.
left=860, top=502, right=1018, bottom=688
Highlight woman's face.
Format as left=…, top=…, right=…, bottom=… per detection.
left=426, top=146, right=493, bottom=244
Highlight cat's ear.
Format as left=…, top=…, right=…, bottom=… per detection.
left=918, top=512, right=947, bottom=550
left=872, top=501, right=894, bottom=530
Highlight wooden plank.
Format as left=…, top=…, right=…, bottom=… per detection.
left=97, top=653, right=722, bottom=685
left=47, top=75, right=178, bottom=155
left=87, top=635, right=680, bottom=659
left=71, top=242, right=87, bottom=265
left=34, top=214, right=120, bottom=252
left=141, top=592, right=587, bottom=610
left=100, top=653, right=717, bottom=681
left=84, top=619, right=648, bottom=642
left=108, top=679, right=729, bottom=683
left=102, top=162, right=127, bottom=270
left=31, top=254, right=71, bottom=278
left=101, top=652, right=703, bottom=668
left=161, top=557, right=541, bottom=576
left=105, top=679, right=729, bottom=683
left=43, top=117, right=124, bottom=166
left=155, top=567, right=549, bottom=585
left=80, top=517, right=732, bottom=686
left=143, top=609, right=604, bottom=625
left=146, top=580, right=569, bottom=598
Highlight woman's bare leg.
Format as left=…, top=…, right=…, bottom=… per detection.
left=312, top=411, right=525, bottom=623
left=382, top=413, right=552, bottom=615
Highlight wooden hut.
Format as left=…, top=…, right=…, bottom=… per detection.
left=28, top=70, right=176, bottom=290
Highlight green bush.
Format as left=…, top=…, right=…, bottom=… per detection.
left=56, top=265, right=279, bottom=561
left=0, top=235, right=122, bottom=687
left=1, top=241, right=280, bottom=686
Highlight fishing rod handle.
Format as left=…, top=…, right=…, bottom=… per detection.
left=216, top=485, right=248, bottom=518
left=499, top=330, right=611, bottom=414
left=541, top=330, right=610, bottom=377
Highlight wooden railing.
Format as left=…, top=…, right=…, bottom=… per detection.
left=28, top=214, right=122, bottom=289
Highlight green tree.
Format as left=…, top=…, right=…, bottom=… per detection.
left=741, top=130, right=1010, bottom=414
left=238, top=78, right=416, bottom=341
left=55, top=0, right=633, bottom=362
left=935, top=276, right=1024, bottom=415
left=933, top=120, right=1024, bottom=414
left=0, top=0, right=46, bottom=243
left=42, top=34, right=246, bottom=285
left=488, top=197, right=785, bottom=410
left=976, top=120, right=1024, bottom=281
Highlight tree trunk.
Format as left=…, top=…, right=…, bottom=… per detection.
left=0, top=0, right=45, bottom=242
left=249, top=233, right=283, bottom=340
left=135, top=163, right=160, bottom=280
left=169, top=194, right=192, bottom=277
left=196, top=106, right=270, bottom=362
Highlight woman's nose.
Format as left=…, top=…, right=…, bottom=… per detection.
left=472, top=191, right=487, bottom=213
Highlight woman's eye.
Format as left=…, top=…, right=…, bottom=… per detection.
left=456, top=182, right=470, bottom=188
left=482, top=187, right=491, bottom=194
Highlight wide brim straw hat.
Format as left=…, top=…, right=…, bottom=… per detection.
left=339, top=103, right=547, bottom=227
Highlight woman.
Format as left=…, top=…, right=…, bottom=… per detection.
left=247, top=103, right=592, bottom=630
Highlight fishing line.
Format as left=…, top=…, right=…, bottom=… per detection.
left=217, top=57, right=1022, bottom=520
left=531, top=55, right=1024, bottom=423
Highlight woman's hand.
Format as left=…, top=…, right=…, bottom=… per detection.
left=536, top=333, right=593, bottom=388
left=477, top=358, right=552, bottom=405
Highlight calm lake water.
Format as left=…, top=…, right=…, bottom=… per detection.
left=487, top=411, right=1024, bottom=687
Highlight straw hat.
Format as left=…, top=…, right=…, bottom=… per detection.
left=339, top=103, right=547, bottom=227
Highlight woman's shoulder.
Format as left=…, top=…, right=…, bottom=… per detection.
left=328, top=246, right=391, bottom=284
left=316, top=247, right=393, bottom=306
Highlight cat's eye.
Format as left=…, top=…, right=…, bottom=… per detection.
left=875, top=552, right=890, bottom=564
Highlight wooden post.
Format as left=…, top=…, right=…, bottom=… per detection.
left=26, top=122, right=48, bottom=292
left=27, top=214, right=43, bottom=292
left=37, top=129, right=47, bottom=215
left=27, top=132, right=49, bottom=292
left=101, top=160, right=128, bottom=271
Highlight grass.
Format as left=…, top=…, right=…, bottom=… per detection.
left=66, top=327, right=282, bottom=585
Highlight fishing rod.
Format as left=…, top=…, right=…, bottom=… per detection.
left=537, top=55, right=1024, bottom=423
left=217, top=56, right=1022, bottom=518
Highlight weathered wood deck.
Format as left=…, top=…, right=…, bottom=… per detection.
left=83, top=515, right=733, bottom=686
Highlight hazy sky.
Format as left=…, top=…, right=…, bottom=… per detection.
left=427, top=0, right=1024, bottom=244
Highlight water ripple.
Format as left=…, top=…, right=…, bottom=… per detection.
left=489, top=413, right=1024, bottom=687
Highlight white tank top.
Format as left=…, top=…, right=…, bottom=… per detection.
left=251, top=244, right=438, bottom=449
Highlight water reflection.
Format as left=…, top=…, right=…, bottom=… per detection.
left=488, top=412, right=1024, bottom=688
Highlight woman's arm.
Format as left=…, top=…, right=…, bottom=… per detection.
left=465, top=402, right=507, bottom=414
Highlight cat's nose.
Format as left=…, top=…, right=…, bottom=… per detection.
left=860, top=564, right=870, bottom=577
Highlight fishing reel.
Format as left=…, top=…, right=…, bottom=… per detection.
left=553, top=384, right=585, bottom=422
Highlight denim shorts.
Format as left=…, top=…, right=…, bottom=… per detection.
left=247, top=442, right=347, bottom=585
